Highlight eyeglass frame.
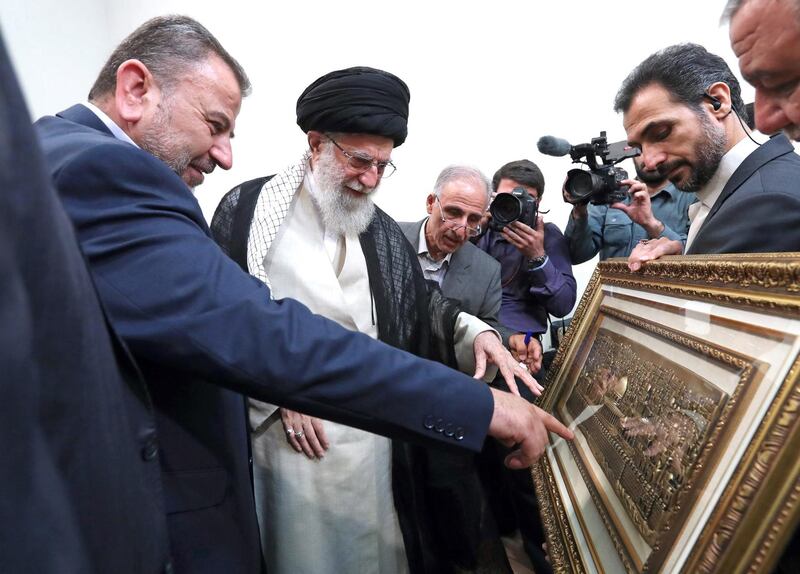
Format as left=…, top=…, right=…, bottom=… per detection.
left=435, top=196, right=482, bottom=237
left=326, top=136, right=396, bottom=178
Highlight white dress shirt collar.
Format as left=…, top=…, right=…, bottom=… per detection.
left=414, top=217, right=453, bottom=287
left=416, top=217, right=453, bottom=264
left=82, top=102, right=139, bottom=147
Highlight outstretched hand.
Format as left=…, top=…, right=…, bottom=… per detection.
left=488, top=387, right=573, bottom=469
left=473, top=331, right=543, bottom=397
left=621, top=412, right=699, bottom=473
left=627, top=237, right=683, bottom=271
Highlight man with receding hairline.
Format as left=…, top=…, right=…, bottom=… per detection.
left=724, top=4, right=800, bottom=571
left=35, top=16, right=572, bottom=573
left=725, top=0, right=800, bottom=140
left=400, top=165, right=540, bottom=369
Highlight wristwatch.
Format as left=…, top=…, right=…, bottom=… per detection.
left=526, top=255, right=547, bottom=270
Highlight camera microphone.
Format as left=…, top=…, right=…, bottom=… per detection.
left=537, top=135, right=572, bottom=157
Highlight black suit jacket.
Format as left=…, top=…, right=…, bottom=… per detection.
left=687, top=134, right=800, bottom=254
left=0, top=34, right=170, bottom=573
left=34, top=104, right=494, bottom=573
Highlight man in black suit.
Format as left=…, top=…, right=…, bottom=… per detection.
left=33, top=15, right=571, bottom=573
left=0, top=31, right=169, bottom=572
left=615, top=43, right=800, bottom=269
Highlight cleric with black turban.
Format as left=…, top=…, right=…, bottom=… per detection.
left=213, top=64, right=525, bottom=574
left=296, top=66, right=410, bottom=147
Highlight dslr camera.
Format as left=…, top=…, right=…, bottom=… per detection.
left=552, top=131, right=641, bottom=205
left=489, top=186, right=538, bottom=232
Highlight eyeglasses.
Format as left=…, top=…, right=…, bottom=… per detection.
left=327, top=137, right=396, bottom=178
left=436, top=197, right=482, bottom=237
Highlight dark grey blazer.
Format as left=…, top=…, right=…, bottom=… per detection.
left=687, top=134, right=800, bottom=254
left=400, top=219, right=512, bottom=343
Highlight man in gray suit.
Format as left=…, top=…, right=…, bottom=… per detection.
left=400, top=165, right=543, bottom=571
left=617, top=43, right=800, bottom=269
left=400, top=165, right=542, bottom=372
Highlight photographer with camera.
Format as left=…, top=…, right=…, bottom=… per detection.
left=474, top=160, right=577, bottom=366
left=563, top=157, right=695, bottom=264
left=473, top=159, right=576, bottom=573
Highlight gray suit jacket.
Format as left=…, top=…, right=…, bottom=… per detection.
left=687, top=134, right=800, bottom=254
left=400, top=219, right=512, bottom=344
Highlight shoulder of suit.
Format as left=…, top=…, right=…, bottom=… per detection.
left=456, top=240, right=500, bottom=270
left=44, top=122, right=192, bottom=208
left=741, top=143, right=800, bottom=196
left=46, top=119, right=173, bottom=174
left=396, top=218, right=424, bottom=242
left=396, top=219, right=419, bottom=232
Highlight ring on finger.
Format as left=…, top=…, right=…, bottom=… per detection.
left=294, top=430, right=305, bottom=439
left=285, top=427, right=295, bottom=436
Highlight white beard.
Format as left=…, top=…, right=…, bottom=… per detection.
left=312, top=145, right=377, bottom=237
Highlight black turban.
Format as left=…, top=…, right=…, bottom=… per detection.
left=296, top=66, right=410, bottom=147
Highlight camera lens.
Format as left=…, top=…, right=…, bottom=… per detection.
left=565, top=169, right=601, bottom=203
left=490, top=194, right=522, bottom=224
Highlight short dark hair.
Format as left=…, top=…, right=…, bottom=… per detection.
left=492, top=160, right=545, bottom=197
left=88, top=15, right=251, bottom=101
left=613, top=43, right=746, bottom=119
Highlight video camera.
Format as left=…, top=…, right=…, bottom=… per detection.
left=489, top=186, right=538, bottom=232
left=537, top=131, right=641, bottom=205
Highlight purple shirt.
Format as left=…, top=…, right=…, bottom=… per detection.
left=474, top=222, right=577, bottom=336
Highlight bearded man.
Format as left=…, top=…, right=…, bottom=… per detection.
left=34, top=16, right=572, bottom=573
left=211, top=67, right=539, bottom=573
left=614, top=43, right=800, bottom=269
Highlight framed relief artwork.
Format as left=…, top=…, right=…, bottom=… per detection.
left=533, top=253, right=800, bottom=574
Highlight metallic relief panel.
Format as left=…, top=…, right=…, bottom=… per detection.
left=535, top=256, right=800, bottom=574
left=565, top=329, right=725, bottom=547
left=556, top=320, right=746, bottom=572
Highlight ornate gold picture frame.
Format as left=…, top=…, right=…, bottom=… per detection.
left=533, top=253, right=800, bottom=573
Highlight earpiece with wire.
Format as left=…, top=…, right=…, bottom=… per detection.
left=703, top=93, right=722, bottom=111
left=702, top=92, right=761, bottom=146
